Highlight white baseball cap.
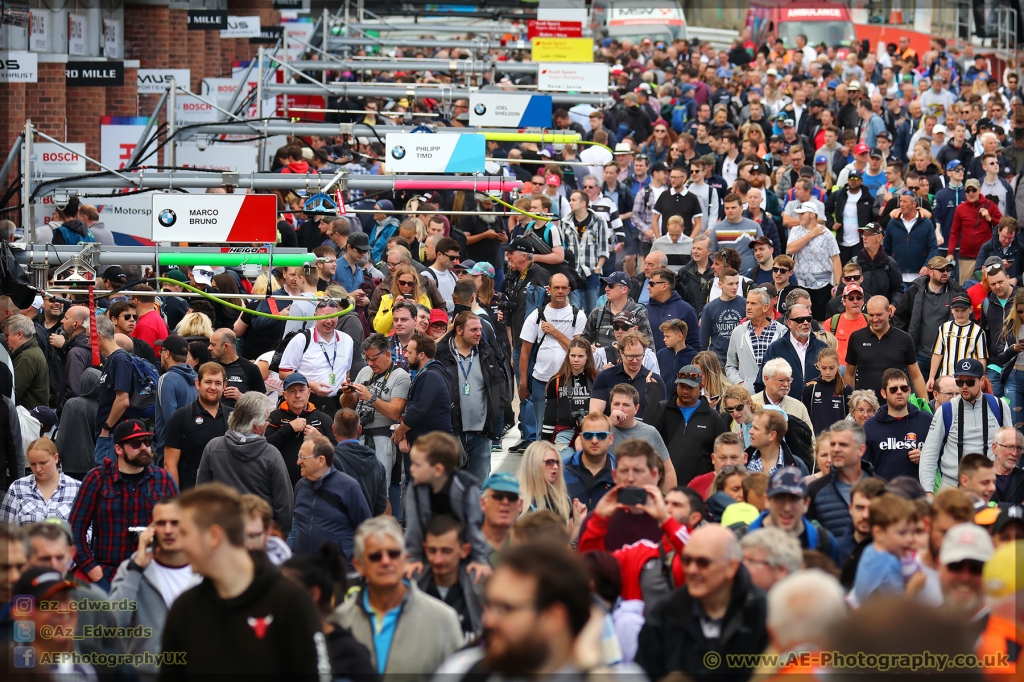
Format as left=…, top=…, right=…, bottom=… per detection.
left=192, top=266, right=215, bottom=286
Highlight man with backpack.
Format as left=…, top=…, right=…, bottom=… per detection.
left=519, top=273, right=587, bottom=443
left=919, top=358, right=1012, bottom=493
left=94, top=314, right=154, bottom=464
left=47, top=196, right=97, bottom=246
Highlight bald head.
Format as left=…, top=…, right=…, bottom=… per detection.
left=690, top=524, right=743, bottom=563
left=114, top=333, right=134, bottom=353
left=866, top=296, right=889, bottom=314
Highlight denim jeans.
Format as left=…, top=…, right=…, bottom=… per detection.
left=366, top=434, right=396, bottom=488
left=461, top=432, right=493, bottom=482
left=988, top=368, right=1006, bottom=399
left=917, top=353, right=934, bottom=384
left=571, top=273, right=601, bottom=311
left=532, top=376, right=548, bottom=443
left=554, top=429, right=576, bottom=458
left=512, top=346, right=537, bottom=441
left=94, top=435, right=114, bottom=466
left=1004, top=368, right=1024, bottom=430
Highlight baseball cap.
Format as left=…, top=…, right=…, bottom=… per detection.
left=768, top=467, right=808, bottom=499
left=482, top=471, right=521, bottom=494
left=859, top=222, right=883, bottom=235
left=876, top=130, right=893, bottom=141
left=781, top=118, right=796, bottom=128
left=157, top=334, right=189, bottom=356
left=13, top=566, right=79, bottom=602
left=843, top=283, right=864, bottom=297
left=601, top=271, right=631, bottom=288
left=965, top=178, right=982, bottom=190
left=163, top=268, right=189, bottom=284
left=467, top=262, right=495, bottom=278
left=814, top=154, right=828, bottom=164
left=613, top=310, right=638, bottom=327
left=978, top=117, right=994, bottom=129
left=675, top=364, right=703, bottom=387
left=751, top=235, right=773, bottom=247
left=992, top=505, right=1024, bottom=535
left=869, top=147, right=884, bottom=158
left=794, top=202, right=819, bottom=214
left=501, top=237, right=537, bottom=254
left=928, top=255, right=955, bottom=270
left=939, top=523, right=994, bottom=565
left=347, top=232, right=370, bottom=251
left=848, top=169, right=864, bottom=180
left=945, top=159, right=964, bottom=172
left=984, top=255, right=1004, bottom=269
left=853, top=143, right=870, bottom=155
left=933, top=124, right=948, bottom=136
left=984, top=541, right=1020, bottom=598
left=429, top=309, right=448, bottom=325
left=451, top=258, right=476, bottom=271
left=112, top=418, right=154, bottom=444
left=827, top=79, right=839, bottom=89
left=103, top=266, right=127, bottom=285
left=950, top=294, right=972, bottom=309
left=282, top=372, right=309, bottom=390
left=809, top=98, right=825, bottom=108
left=545, top=174, right=561, bottom=187
left=798, top=166, right=815, bottom=178
left=749, top=163, right=765, bottom=174
left=191, top=266, right=215, bottom=286
left=953, top=358, right=985, bottom=378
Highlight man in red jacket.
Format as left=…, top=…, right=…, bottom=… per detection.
left=949, top=178, right=1002, bottom=283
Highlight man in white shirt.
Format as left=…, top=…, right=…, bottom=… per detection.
left=278, top=298, right=354, bottom=415
left=519, top=273, right=587, bottom=441
left=427, top=237, right=462, bottom=313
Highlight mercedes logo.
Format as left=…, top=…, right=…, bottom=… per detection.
left=391, top=146, right=406, bottom=160
left=158, top=209, right=176, bottom=227
left=474, top=103, right=486, bottom=115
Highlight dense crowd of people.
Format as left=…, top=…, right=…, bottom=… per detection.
left=0, top=29, right=1023, bottom=681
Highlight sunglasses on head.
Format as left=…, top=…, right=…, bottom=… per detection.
left=366, top=548, right=403, bottom=563
left=789, top=315, right=813, bottom=325
left=316, top=299, right=340, bottom=309
left=581, top=431, right=610, bottom=441
left=955, top=378, right=977, bottom=387
left=985, top=264, right=1003, bottom=273
left=676, top=371, right=701, bottom=382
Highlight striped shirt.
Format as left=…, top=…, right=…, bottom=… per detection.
left=932, top=320, right=987, bottom=377
left=650, top=234, right=693, bottom=273
left=0, top=473, right=82, bottom=526
left=590, top=195, right=624, bottom=246
left=566, top=210, right=611, bottom=277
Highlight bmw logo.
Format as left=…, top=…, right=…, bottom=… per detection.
left=474, top=103, right=486, bottom=115
left=158, top=209, right=176, bottom=227
left=391, top=146, right=406, bottom=160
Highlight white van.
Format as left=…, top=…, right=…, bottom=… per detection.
left=598, top=1, right=689, bottom=45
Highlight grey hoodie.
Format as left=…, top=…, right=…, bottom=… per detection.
left=196, top=430, right=293, bottom=533
left=56, top=367, right=100, bottom=474
left=86, top=220, right=116, bottom=245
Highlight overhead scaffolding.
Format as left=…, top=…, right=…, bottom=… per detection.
left=262, top=82, right=611, bottom=106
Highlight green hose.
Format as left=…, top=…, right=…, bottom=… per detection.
left=158, top=277, right=355, bottom=321
left=157, top=253, right=315, bottom=267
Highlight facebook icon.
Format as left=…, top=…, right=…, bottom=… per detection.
left=13, top=646, right=35, bottom=668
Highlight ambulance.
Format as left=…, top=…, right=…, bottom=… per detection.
left=746, top=0, right=857, bottom=51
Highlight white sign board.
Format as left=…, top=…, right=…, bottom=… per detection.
left=202, top=77, right=275, bottom=118
left=537, top=63, right=609, bottom=93
left=469, top=93, right=553, bottom=128
left=0, top=52, right=38, bottom=82
left=176, top=95, right=218, bottom=123
left=221, top=16, right=261, bottom=39
left=29, top=10, right=48, bottom=52
left=537, top=8, right=588, bottom=26
left=137, top=69, right=190, bottom=94
left=103, top=19, right=121, bottom=59
left=284, top=22, right=314, bottom=57
left=385, top=133, right=485, bottom=174
left=152, top=193, right=277, bottom=242
left=32, top=143, right=87, bottom=173
left=101, top=123, right=155, bottom=169
left=68, top=13, right=87, bottom=56
left=176, top=143, right=258, bottom=175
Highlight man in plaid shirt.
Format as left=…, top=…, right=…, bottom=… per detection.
left=566, top=188, right=612, bottom=311
left=69, top=419, right=178, bottom=588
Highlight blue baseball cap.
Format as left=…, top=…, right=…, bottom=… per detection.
left=482, top=471, right=520, bottom=494
left=600, top=271, right=631, bottom=288
left=768, top=467, right=808, bottom=498
left=827, top=79, right=840, bottom=89
left=945, top=159, right=964, bottom=172
left=283, top=373, right=309, bottom=390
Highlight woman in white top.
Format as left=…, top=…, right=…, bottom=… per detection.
left=0, top=437, right=81, bottom=526
left=787, top=203, right=842, bottom=319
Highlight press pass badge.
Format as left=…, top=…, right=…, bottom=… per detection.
left=329, top=372, right=336, bottom=386
left=463, top=382, right=471, bottom=396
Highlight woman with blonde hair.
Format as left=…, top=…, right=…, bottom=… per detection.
left=693, top=350, right=729, bottom=412
left=723, top=384, right=756, bottom=447
left=806, top=431, right=833, bottom=481
left=0, top=437, right=81, bottom=526
left=373, top=265, right=430, bottom=334
left=741, top=123, right=767, bottom=157
left=518, top=441, right=573, bottom=526
left=176, top=311, right=213, bottom=339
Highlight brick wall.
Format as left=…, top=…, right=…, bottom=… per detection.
left=65, top=86, right=105, bottom=161
left=25, top=63, right=68, bottom=140
left=125, top=4, right=171, bottom=121
left=1, top=85, right=27, bottom=200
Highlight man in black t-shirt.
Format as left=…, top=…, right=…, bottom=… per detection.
left=461, top=193, right=506, bottom=267
left=164, top=362, right=231, bottom=489
left=845, top=295, right=927, bottom=399
left=209, top=328, right=266, bottom=408
left=653, top=167, right=703, bottom=238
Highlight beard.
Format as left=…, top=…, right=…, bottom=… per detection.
left=479, top=212, right=497, bottom=224
left=124, top=449, right=153, bottom=468
left=482, top=628, right=551, bottom=676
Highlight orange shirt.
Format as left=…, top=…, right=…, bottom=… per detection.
left=832, top=313, right=868, bottom=365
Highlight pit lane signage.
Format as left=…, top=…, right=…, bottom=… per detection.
left=188, top=10, right=228, bottom=31
left=469, top=93, right=553, bottom=128
left=384, top=133, right=485, bottom=174
left=152, top=194, right=277, bottom=243
left=66, top=60, right=124, bottom=87
left=0, top=52, right=38, bottom=82
left=538, top=63, right=609, bottom=93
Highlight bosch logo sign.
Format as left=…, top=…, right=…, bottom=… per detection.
left=474, top=103, right=486, bottom=115
left=42, top=153, right=79, bottom=162
left=158, top=209, right=176, bottom=227
left=391, top=146, right=406, bottom=160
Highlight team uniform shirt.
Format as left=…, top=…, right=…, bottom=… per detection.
left=521, top=305, right=587, bottom=382
left=164, top=400, right=231, bottom=490
left=931, top=320, right=987, bottom=377
left=279, top=328, right=354, bottom=397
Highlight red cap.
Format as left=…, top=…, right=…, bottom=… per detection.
left=429, top=309, right=448, bottom=325
left=546, top=175, right=560, bottom=187
left=853, top=143, right=870, bottom=155
left=843, top=284, right=864, bottom=297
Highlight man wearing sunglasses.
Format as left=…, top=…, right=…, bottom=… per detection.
left=950, top=178, right=1002, bottom=284
left=937, top=523, right=1002, bottom=646
left=852, top=223, right=904, bottom=307
left=920, top=358, right=1012, bottom=493
left=69, top=419, right=178, bottom=590
left=893, top=255, right=965, bottom=379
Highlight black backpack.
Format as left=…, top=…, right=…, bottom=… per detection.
left=268, top=329, right=313, bottom=373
